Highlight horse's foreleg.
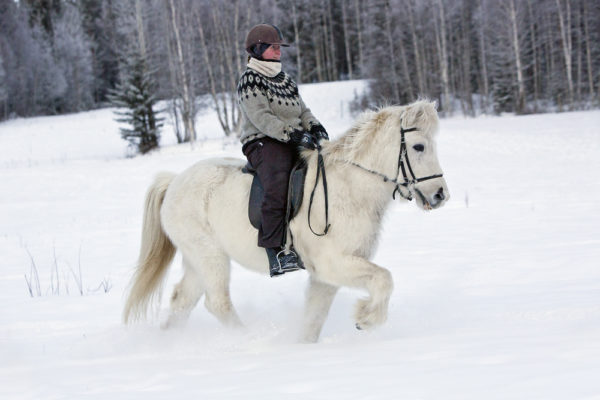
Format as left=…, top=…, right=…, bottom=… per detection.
left=315, top=255, right=393, bottom=331
left=300, top=277, right=339, bottom=343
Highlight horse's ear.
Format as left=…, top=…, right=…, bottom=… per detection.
left=404, top=101, right=436, bottom=127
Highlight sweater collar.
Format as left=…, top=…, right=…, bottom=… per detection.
left=247, top=57, right=282, bottom=78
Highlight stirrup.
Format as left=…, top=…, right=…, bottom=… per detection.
left=268, top=248, right=302, bottom=277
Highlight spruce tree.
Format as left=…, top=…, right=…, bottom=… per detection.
left=109, top=53, right=163, bottom=155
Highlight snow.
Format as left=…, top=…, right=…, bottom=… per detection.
left=1, top=79, right=600, bottom=399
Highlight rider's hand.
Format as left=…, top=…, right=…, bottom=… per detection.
left=290, top=129, right=318, bottom=150
left=310, top=124, right=329, bottom=142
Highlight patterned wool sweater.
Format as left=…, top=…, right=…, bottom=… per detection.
left=237, top=58, right=321, bottom=145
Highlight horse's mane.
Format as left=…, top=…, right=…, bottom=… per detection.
left=317, top=100, right=438, bottom=162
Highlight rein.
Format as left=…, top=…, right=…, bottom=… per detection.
left=307, top=122, right=443, bottom=236
left=307, top=150, right=331, bottom=236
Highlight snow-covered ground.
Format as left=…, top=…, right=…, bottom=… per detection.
left=1, top=80, right=599, bottom=399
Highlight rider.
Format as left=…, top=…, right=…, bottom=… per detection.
left=238, top=24, right=329, bottom=277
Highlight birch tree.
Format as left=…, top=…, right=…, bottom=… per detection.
left=195, top=0, right=243, bottom=137
left=582, top=0, right=595, bottom=100
left=291, top=0, right=303, bottom=82
left=340, top=0, right=353, bottom=79
left=508, top=0, right=525, bottom=113
left=555, top=0, right=574, bottom=106
left=166, top=0, right=196, bottom=142
left=354, top=0, right=364, bottom=77
left=434, top=0, right=452, bottom=113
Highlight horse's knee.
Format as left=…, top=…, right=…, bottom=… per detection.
left=369, top=268, right=393, bottom=297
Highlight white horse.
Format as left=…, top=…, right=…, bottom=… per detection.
left=123, top=100, right=449, bottom=343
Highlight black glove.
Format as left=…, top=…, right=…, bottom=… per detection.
left=310, top=124, right=329, bottom=142
left=289, top=129, right=318, bottom=150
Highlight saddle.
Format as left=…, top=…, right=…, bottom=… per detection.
left=242, top=160, right=307, bottom=231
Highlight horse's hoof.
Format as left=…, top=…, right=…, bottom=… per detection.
left=355, top=323, right=363, bottom=330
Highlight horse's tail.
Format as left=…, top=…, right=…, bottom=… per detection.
left=123, top=172, right=177, bottom=324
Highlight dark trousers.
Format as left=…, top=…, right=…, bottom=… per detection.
left=243, top=137, right=298, bottom=248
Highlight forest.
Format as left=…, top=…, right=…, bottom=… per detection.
left=1, top=0, right=599, bottom=141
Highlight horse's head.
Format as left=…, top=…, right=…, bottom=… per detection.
left=322, top=100, right=449, bottom=211
left=389, top=100, right=449, bottom=210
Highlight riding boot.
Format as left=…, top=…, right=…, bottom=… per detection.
left=265, top=247, right=303, bottom=277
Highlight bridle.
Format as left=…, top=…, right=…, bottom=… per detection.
left=343, top=121, right=444, bottom=201
left=307, top=120, right=444, bottom=236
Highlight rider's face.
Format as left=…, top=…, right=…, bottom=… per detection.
left=262, top=44, right=281, bottom=61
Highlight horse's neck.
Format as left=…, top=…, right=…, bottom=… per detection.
left=327, top=158, right=395, bottom=218
left=328, top=137, right=399, bottom=208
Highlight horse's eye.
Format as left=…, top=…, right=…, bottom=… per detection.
left=413, top=144, right=425, bottom=152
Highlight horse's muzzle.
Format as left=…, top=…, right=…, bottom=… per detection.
left=429, top=187, right=447, bottom=209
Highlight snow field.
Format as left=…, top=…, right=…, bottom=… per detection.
left=1, top=80, right=599, bottom=399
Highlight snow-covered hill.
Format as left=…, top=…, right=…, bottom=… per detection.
left=1, top=80, right=599, bottom=399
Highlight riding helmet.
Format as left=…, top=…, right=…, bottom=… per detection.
left=245, top=24, right=289, bottom=58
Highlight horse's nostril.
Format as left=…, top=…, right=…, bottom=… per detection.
left=434, top=187, right=445, bottom=202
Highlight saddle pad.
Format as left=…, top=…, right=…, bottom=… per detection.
left=244, top=160, right=307, bottom=230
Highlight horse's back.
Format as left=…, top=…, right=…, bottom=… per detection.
left=160, top=157, right=249, bottom=234
left=159, top=156, right=266, bottom=271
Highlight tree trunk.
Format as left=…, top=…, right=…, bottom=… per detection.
left=341, top=0, right=353, bottom=79
left=508, top=0, right=525, bottom=113
left=478, top=0, right=490, bottom=111
left=197, top=9, right=229, bottom=136
left=582, top=0, right=594, bottom=100
left=544, top=7, right=556, bottom=102
left=556, top=0, right=574, bottom=106
left=315, top=20, right=325, bottom=82
left=165, top=20, right=183, bottom=143
left=135, top=0, right=146, bottom=59
left=526, top=0, right=539, bottom=109
left=460, top=0, right=473, bottom=115
left=407, top=0, right=424, bottom=96
left=166, top=0, right=195, bottom=142
left=211, top=2, right=240, bottom=136
left=575, top=2, right=582, bottom=103
left=326, top=0, right=337, bottom=80
left=384, top=0, right=401, bottom=103
left=354, top=0, right=364, bottom=77
left=291, top=0, right=302, bottom=83
left=434, top=0, right=451, bottom=113
left=393, top=1, right=414, bottom=101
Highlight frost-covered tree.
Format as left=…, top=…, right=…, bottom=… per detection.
left=52, top=3, right=94, bottom=112
left=109, top=54, right=163, bottom=155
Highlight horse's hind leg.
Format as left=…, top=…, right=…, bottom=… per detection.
left=314, top=255, right=393, bottom=331
left=300, top=277, right=338, bottom=343
left=182, top=242, right=242, bottom=328
left=162, top=257, right=205, bottom=329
